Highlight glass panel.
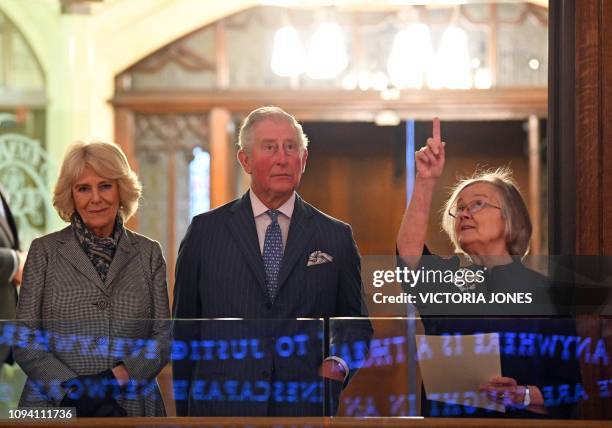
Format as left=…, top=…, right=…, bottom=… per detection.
left=117, top=3, right=548, bottom=92
left=1, top=319, right=325, bottom=417
left=498, top=14, right=548, bottom=87
left=126, top=26, right=216, bottom=91
left=332, top=255, right=612, bottom=417
left=226, top=7, right=292, bottom=90
left=331, top=317, right=588, bottom=418
left=2, top=318, right=173, bottom=418
left=173, top=319, right=325, bottom=416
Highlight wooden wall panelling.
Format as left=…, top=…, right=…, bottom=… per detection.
left=551, top=0, right=612, bottom=420
left=602, top=1, right=612, bottom=256
left=575, top=0, right=604, bottom=420
left=112, top=88, right=548, bottom=122
left=575, top=0, right=602, bottom=256
left=209, top=107, right=233, bottom=208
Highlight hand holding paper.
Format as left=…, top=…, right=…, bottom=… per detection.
left=416, top=333, right=505, bottom=413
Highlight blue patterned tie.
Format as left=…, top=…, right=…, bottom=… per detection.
left=262, top=210, right=283, bottom=301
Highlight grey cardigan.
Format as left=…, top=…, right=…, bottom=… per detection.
left=14, top=225, right=170, bottom=416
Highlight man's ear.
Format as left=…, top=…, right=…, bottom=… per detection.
left=237, top=149, right=252, bottom=174
left=301, top=148, right=308, bottom=173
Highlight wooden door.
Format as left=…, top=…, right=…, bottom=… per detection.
left=299, top=121, right=406, bottom=256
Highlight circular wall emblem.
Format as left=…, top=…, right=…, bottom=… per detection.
left=0, top=133, right=51, bottom=247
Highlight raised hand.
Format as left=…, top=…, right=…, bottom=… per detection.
left=415, top=117, right=445, bottom=180
left=397, top=117, right=447, bottom=266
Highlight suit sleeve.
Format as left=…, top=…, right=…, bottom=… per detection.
left=0, top=248, right=17, bottom=365
left=121, top=241, right=171, bottom=382
left=172, top=220, right=202, bottom=416
left=0, top=248, right=16, bottom=286
left=13, top=238, right=78, bottom=404
left=330, top=224, right=373, bottom=384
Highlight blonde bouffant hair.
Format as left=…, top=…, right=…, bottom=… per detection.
left=53, top=140, right=142, bottom=222
left=441, top=167, right=532, bottom=257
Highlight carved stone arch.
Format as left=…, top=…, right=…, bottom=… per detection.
left=99, top=0, right=255, bottom=77
left=0, top=0, right=53, bottom=79
left=0, top=8, right=46, bottom=103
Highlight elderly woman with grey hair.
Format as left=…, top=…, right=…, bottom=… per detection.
left=397, top=119, right=579, bottom=419
left=15, top=141, right=170, bottom=417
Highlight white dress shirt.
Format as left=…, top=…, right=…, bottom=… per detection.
left=249, top=191, right=295, bottom=254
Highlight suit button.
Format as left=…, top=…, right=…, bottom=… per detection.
left=97, top=299, right=109, bottom=310
left=95, top=337, right=106, bottom=345
left=266, top=302, right=272, bottom=310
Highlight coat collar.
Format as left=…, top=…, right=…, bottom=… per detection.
left=56, top=225, right=138, bottom=294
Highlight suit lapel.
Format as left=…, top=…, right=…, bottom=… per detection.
left=277, top=195, right=316, bottom=291
left=0, top=192, right=16, bottom=248
left=0, top=214, right=14, bottom=249
left=226, top=192, right=267, bottom=295
left=105, top=229, right=138, bottom=288
left=57, top=227, right=107, bottom=294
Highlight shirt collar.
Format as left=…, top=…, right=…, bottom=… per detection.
left=249, top=190, right=295, bottom=219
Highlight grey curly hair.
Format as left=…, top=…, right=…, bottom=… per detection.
left=441, top=167, right=532, bottom=257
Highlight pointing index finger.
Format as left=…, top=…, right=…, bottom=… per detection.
left=433, top=117, right=441, bottom=144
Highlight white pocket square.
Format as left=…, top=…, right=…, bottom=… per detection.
left=307, top=250, right=333, bottom=266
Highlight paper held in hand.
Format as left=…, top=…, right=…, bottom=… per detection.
left=416, top=332, right=504, bottom=413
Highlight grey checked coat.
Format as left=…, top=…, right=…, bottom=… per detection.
left=14, top=226, right=170, bottom=416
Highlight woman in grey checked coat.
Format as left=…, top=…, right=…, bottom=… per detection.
left=14, top=141, right=170, bottom=417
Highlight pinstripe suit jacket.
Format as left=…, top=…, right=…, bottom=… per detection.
left=0, top=188, right=19, bottom=364
left=173, top=191, right=371, bottom=416
left=14, top=225, right=170, bottom=416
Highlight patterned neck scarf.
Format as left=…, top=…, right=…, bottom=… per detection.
left=71, top=212, right=124, bottom=283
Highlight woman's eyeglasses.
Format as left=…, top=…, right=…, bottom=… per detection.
left=449, top=199, right=501, bottom=218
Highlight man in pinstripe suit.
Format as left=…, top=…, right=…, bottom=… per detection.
left=173, top=106, right=371, bottom=416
